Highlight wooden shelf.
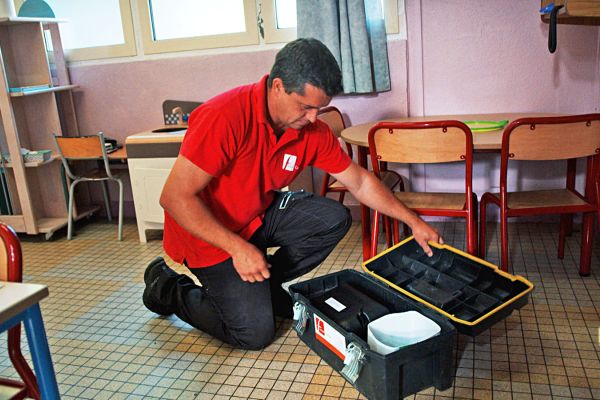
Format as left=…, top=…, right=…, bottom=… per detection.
left=0, top=205, right=99, bottom=239
left=0, top=17, right=66, bottom=26
left=0, top=215, right=25, bottom=232
left=9, top=85, right=78, bottom=97
left=540, top=0, right=600, bottom=25
left=2, top=154, right=59, bottom=168
left=38, top=205, right=99, bottom=233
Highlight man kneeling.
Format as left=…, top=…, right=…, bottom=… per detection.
left=142, top=38, right=441, bottom=350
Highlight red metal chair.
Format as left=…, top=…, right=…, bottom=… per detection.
left=318, top=107, right=403, bottom=246
left=368, top=121, right=478, bottom=257
left=0, top=223, right=40, bottom=400
left=317, top=106, right=402, bottom=203
left=479, top=114, right=600, bottom=275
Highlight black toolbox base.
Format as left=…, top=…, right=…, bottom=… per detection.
left=290, top=270, right=456, bottom=400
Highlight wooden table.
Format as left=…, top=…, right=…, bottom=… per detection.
left=0, top=282, right=60, bottom=399
left=108, top=147, right=128, bottom=160
left=341, top=113, right=560, bottom=260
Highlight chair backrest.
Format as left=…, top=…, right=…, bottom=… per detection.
left=0, top=223, right=22, bottom=283
left=368, top=120, right=474, bottom=196
left=54, top=135, right=104, bottom=159
left=162, top=100, right=203, bottom=125
left=53, top=132, right=115, bottom=180
left=499, top=114, right=600, bottom=196
left=318, top=106, right=346, bottom=138
left=504, top=114, right=600, bottom=161
left=318, top=106, right=352, bottom=158
left=368, top=120, right=473, bottom=164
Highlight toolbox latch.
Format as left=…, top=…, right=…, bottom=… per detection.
left=292, top=301, right=309, bottom=335
left=341, top=342, right=365, bottom=384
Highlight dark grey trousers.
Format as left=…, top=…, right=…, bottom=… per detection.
left=156, top=191, right=352, bottom=350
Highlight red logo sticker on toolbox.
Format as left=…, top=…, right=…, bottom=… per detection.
left=314, top=315, right=347, bottom=360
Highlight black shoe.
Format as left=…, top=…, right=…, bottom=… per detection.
left=143, top=257, right=177, bottom=316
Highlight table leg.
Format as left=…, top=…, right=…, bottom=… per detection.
left=357, top=147, right=372, bottom=261
left=23, top=304, right=60, bottom=400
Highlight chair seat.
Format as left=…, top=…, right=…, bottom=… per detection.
left=488, top=189, right=590, bottom=209
left=329, top=170, right=401, bottom=191
left=394, top=191, right=466, bottom=210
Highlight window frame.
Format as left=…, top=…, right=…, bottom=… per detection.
left=136, top=0, right=260, bottom=55
left=383, top=0, right=399, bottom=34
left=13, top=0, right=137, bottom=61
left=261, top=0, right=296, bottom=44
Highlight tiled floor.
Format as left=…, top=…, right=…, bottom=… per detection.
left=1, top=219, right=600, bottom=399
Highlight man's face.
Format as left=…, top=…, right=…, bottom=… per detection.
left=271, top=79, right=331, bottom=131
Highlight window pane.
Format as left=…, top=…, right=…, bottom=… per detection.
left=275, top=0, right=296, bottom=29
left=45, top=0, right=125, bottom=49
left=150, top=0, right=247, bottom=41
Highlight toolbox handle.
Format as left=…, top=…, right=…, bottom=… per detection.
left=341, top=342, right=366, bottom=384
left=292, top=301, right=309, bottom=335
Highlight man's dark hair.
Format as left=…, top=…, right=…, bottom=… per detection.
left=268, top=38, right=343, bottom=97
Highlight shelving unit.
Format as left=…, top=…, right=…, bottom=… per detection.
left=0, top=17, right=92, bottom=238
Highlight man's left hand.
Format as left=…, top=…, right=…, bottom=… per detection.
left=410, top=218, right=443, bottom=257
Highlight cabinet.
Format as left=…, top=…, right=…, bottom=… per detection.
left=128, top=157, right=176, bottom=243
left=0, top=18, right=91, bottom=238
left=126, top=131, right=182, bottom=242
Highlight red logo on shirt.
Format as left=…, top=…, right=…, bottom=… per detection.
left=282, top=154, right=298, bottom=171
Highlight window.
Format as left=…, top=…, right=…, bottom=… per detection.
left=136, top=0, right=259, bottom=54
left=262, top=0, right=297, bottom=43
left=262, top=0, right=401, bottom=44
left=149, top=0, right=247, bottom=41
left=13, top=0, right=137, bottom=61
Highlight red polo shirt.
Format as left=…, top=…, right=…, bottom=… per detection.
left=163, top=75, right=352, bottom=267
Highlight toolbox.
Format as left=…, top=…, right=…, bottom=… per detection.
left=289, top=237, right=534, bottom=400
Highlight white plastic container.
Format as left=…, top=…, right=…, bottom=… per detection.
left=367, top=311, right=441, bottom=355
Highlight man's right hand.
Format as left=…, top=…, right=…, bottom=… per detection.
left=230, top=242, right=271, bottom=283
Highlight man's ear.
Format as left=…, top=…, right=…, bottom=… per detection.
left=271, top=78, right=285, bottom=94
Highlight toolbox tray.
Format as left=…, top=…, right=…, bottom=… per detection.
left=363, top=238, right=534, bottom=335
left=290, top=270, right=455, bottom=400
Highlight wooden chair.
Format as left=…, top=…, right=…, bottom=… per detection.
left=53, top=132, right=124, bottom=240
left=479, top=114, right=600, bottom=275
left=368, top=120, right=478, bottom=257
left=0, top=223, right=40, bottom=400
left=317, top=106, right=402, bottom=203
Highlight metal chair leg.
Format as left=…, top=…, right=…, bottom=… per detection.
left=479, top=195, right=489, bottom=258
left=579, top=212, right=594, bottom=276
left=500, top=209, right=509, bottom=272
left=558, top=214, right=568, bottom=259
left=370, top=210, right=380, bottom=259
left=101, top=180, right=112, bottom=222
left=117, top=178, right=124, bottom=241
left=67, top=181, right=78, bottom=240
